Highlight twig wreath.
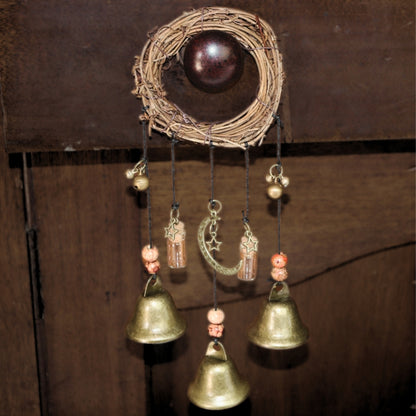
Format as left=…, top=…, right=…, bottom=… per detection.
left=132, top=7, right=284, bottom=148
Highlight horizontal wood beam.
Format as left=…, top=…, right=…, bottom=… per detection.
left=1, top=0, right=414, bottom=152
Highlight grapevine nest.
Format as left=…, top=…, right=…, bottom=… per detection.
left=132, top=7, right=284, bottom=149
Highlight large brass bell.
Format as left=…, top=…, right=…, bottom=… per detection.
left=126, top=275, right=186, bottom=344
left=188, top=341, right=250, bottom=410
left=248, top=282, right=308, bottom=349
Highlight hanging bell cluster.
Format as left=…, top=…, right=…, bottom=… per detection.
left=266, top=163, right=289, bottom=199
left=124, top=159, right=308, bottom=411
left=125, top=159, right=149, bottom=191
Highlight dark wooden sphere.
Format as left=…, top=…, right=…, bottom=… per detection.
left=183, top=30, right=244, bottom=93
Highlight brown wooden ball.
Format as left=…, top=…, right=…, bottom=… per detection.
left=183, top=30, right=244, bottom=93
left=207, top=308, right=225, bottom=324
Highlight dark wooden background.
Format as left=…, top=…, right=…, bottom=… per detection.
left=0, top=1, right=414, bottom=415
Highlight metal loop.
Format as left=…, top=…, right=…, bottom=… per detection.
left=132, top=159, right=147, bottom=175
left=243, top=222, right=253, bottom=236
left=269, top=163, right=283, bottom=181
left=170, top=208, right=180, bottom=222
left=208, top=199, right=222, bottom=215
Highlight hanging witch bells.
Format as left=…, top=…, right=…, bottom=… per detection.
left=125, top=121, right=186, bottom=345
left=248, top=118, right=309, bottom=351
left=128, top=5, right=307, bottom=411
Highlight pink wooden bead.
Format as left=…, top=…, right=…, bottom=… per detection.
left=145, top=260, right=160, bottom=275
left=271, top=252, right=288, bottom=268
left=142, top=245, right=159, bottom=263
left=208, top=323, right=224, bottom=338
left=271, top=267, right=288, bottom=281
left=207, top=308, right=225, bottom=324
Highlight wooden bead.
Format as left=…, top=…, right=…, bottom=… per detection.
left=183, top=30, right=244, bottom=93
left=141, top=245, right=159, bottom=263
left=267, top=183, right=282, bottom=199
left=133, top=174, right=149, bottom=191
left=208, top=323, right=224, bottom=338
left=271, top=267, right=288, bottom=281
left=271, top=253, right=288, bottom=268
left=207, top=308, right=225, bottom=324
left=145, top=260, right=160, bottom=275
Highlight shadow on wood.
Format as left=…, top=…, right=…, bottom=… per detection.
left=247, top=343, right=309, bottom=370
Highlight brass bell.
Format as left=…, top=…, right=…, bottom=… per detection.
left=248, top=282, right=308, bottom=349
left=126, top=275, right=186, bottom=344
left=267, top=182, right=283, bottom=199
left=188, top=341, right=250, bottom=410
left=133, top=174, right=149, bottom=191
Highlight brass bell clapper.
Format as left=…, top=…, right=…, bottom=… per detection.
left=126, top=119, right=186, bottom=345
left=248, top=115, right=309, bottom=350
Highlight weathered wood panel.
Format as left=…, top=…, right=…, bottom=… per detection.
left=29, top=151, right=146, bottom=416
left=30, top=150, right=415, bottom=308
left=28, top=149, right=414, bottom=414
left=0, top=151, right=40, bottom=415
left=134, top=151, right=414, bottom=309
left=154, top=244, right=415, bottom=416
left=1, top=0, right=414, bottom=152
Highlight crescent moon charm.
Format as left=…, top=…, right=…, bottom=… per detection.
left=198, top=216, right=242, bottom=276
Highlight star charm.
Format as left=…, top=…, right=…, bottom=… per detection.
left=206, top=237, right=222, bottom=252
left=164, top=222, right=179, bottom=241
left=242, top=234, right=258, bottom=253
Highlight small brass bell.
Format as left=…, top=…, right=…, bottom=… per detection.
left=188, top=341, right=250, bottom=410
left=267, top=183, right=283, bottom=199
left=126, top=275, right=186, bottom=344
left=248, top=282, right=308, bottom=349
left=133, top=174, right=149, bottom=191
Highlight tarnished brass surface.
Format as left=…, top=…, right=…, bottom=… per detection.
left=248, top=282, right=308, bottom=349
left=188, top=341, right=250, bottom=410
left=126, top=276, right=186, bottom=344
left=198, top=216, right=242, bottom=276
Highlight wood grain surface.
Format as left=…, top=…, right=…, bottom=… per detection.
left=153, top=244, right=415, bottom=416
left=28, top=151, right=146, bottom=416
left=128, top=151, right=413, bottom=309
left=1, top=0, right=414, bottom=151
left=25, top=149, right=414, bottom=415
left=0, top=150, right=40, bottom=416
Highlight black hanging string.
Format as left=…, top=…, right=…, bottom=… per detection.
left=242, top=144, right=250, bottom=223
left=209, top=142, right=218, bottom=312
left=142, top=118, right=153, bottom=248
left=209, top=142, right=215, bottom=206
left=276, top=115, right=282, bottom=254
left=170, top=135, right=179, bottom=210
